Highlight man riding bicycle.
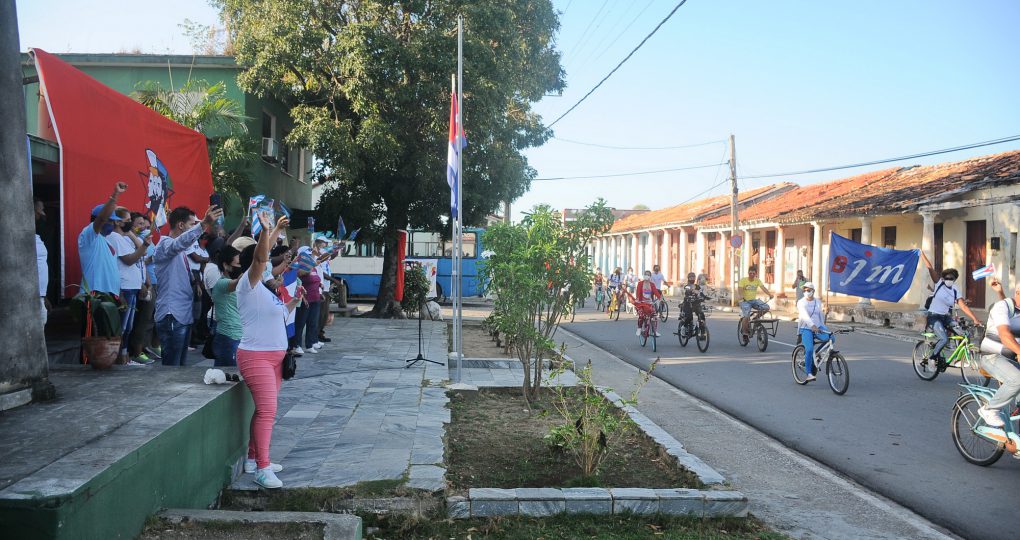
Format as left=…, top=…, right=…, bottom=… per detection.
left=738, top=267, right=773, bottom=338
left=977, top=278, right=1020, bottom=429
left=650, top=265, right=670, bottom=292
left=797, top=281, right=830, bottom=383
left=679, top=272, right=707, bottom=326
left=634, top=270, right=663, bottom=336
left=920, top=255, right=982, bottom=370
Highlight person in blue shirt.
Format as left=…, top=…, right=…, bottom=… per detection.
left=78, top=181, right=127, bottom=295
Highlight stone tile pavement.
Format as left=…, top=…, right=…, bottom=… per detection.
left=451, top=359, right=578, bottom=388
left=230, top=317, right=449, bottom=492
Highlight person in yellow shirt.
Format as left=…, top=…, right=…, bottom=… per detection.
left=738, top=267, right=773, bottom=337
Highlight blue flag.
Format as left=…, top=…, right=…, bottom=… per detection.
left=337, top=215, right=347, bottom=239
left=828, top=233, right=919, bottom=302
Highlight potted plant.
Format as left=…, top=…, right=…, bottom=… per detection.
left=69, top=291, right=123, bottom=369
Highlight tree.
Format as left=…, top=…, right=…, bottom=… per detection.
left=133, top=79, right=256, bottom=203
left=632, top=204, right=650, bottom=211
left=219, top=0, right=565, bottom=317
left=482, top=199, right=614, bottom=405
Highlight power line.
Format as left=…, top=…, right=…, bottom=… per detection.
left=548, top=0, right=690, bottom=128
left=533, top=161, right=723, bottom=181
left=565, top=0, right=610, bottom=60
left=575, top=2, right=641, bottom=67
left=550, top=136, right=726, bottom=151
left=587, top=0, right=659, bottom=65
left=738, top=134, right=1020, bottom=180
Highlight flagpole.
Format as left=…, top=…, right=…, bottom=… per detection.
left=449, top=73, right=461, bottom=382
left=455, top=15, right=465, bottom=383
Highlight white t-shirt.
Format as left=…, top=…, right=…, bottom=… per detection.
left=650, top=272, right=666, bottom=290
left=203, top=264, right=222, bottom=292
left=318, top=260, right=331, bottom=294
left=36, top=234, right=48, bottom=297
left=186, top=243, right=208, bottom=271
left=927, top=280, right=960, bottom=315
left=111, top=232, right=144, bottom=290
left=236, top=268, right=289, bottom=351
left=981, top=298, right=1020, bottom=357
left=796, top=297, right=825, bottom=330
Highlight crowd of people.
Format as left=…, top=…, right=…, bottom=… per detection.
left=71, top=182, right=346, bottom=488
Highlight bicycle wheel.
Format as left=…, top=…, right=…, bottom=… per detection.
left=959, top=353, right=992, bottom=387
left=791, top=345, right=809, bottom=385
left=658, top=300, right=669, bottom=322
left=678, top=321, right=690, bottom=347
left=826, top=353, right=850, bottom=395
left=696, top=318, right=710, bottom=353
left=651, top=319, right=658, bottom=352
left=613, top=303, right=621, bottom=321
left=951, top=394, right=1004, bottom=466
left=911, top=341, right=939, bottom=381
left=640, top=322, right=648, bottom=347
left=737, top=318, right=749, bottom=347
left=756, top=324, right=769, bottom=352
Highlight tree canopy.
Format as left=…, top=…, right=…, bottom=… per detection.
left=220, top=0, right=565, bottom=315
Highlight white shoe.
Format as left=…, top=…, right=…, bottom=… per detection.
left=294, top=347, right=304, bottom=354
left=979, top=405, right=1006, bottom=427
left=312, top=342, right=324, bottom=349
left=655, top=331, right=662, bottom=337
left=635, top=328, right=642, bottom=336
left=805, top=374, right=817, bottom=382
left=306, top=347, right=318, bottom=354
left=244, top=459, right=283, bottom=474
left=255, top=467, right=283, bottom=489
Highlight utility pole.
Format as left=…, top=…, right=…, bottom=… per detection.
left=729, top=134, right=738, bottom=307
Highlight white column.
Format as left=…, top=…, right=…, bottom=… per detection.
left=695, top=231, right=707, bottom=279
left=660, top=229, right=672, bottom=284
left=775, top=226, right=786, bottom=295
left=920, top=211, right=936, bottom=264
left=631, top=233, right=640, bottom=273
left=859, top=217, right=873, bottom=305
left=612, top=236, right=620, bottom=271
left=645, top=232, right=655, bottom=273
left=741, top=228, right=752, bottom=279
left=811, top=221, right=823, bottom=289
left=718, top=231, right=730, bottom=288
left=678, top=228, right=689, bottom=280
left=755, top=232, right=765, bottom=280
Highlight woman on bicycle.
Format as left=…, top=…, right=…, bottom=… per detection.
left=977, top=278, right=1020, bottom=428
left=594, top=268, right=604, bottom=295
left=635, top=271, right=663, bottom=336
left=797, top=282, right=830, bottom=382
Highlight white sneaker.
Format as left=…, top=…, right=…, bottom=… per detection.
left=306, top=347, right=318, bottom=354
left=655, top=331, right=662, bottom=337
left=979, top=405, right=1006, bottom=427
left=244, top=459, right=283, bottom=474
left=255, top=467, right=283, bottom=489
left=312, top=342, right=324, bottom=349
left=805, top=374, right=817, bottom=382
left=635, top=328, right=642, bottom=336
left=294, top=347, right=304, bottom=355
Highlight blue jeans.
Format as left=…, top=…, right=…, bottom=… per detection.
left=928, top=314, right=951, bottom=359
left=119, top=289, right=139, bottom=354
left=294, top=301, right=321, bottom=349
left=157, top=314, right=192, bottom=366
left=212, top=332, right=240, bottom=367
left=800, top=326, right=832, bottom=375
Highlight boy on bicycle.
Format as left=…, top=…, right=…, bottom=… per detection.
left=797, top=282, right=830, bottom=382
left=738, top=267, right=773, bottom=338
left=679, top=272, right=707, bottom=326
left=634, top=270, right=663, bottom=336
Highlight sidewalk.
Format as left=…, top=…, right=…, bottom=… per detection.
left=556, top=327, right=959, bottom=540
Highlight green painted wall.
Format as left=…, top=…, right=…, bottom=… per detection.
left=0, top=384, right=254, bottom=540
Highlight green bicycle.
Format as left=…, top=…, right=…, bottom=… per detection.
left=912, top=319, right=990, bottom=386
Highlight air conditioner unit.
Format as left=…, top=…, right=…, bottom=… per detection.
left=261, top=137, right=279, bottom=162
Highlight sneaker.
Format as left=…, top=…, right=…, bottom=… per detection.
left=244, top=459, right=283, bottom=474
left=133, top=354, right=154, bottom=365
left=312, top=342, right=324, bottom=349
left=805, top=374, right=817, bottom=382
left=319, top=337, right=332, bottom=343
left=654, top=331, right=662, bottom=337
left=254, top=467, right=283, bottom=489
left=635, top=328, right=642, bottom=336
left=306, top=347, right=318, bottom=354
left=979, top=406, right=1006, bottom=427
left=127, top=360, right=149, bottom=366
left=144, top=346, right=162, bottom=360
left=294, top=347, right=304, bottom=355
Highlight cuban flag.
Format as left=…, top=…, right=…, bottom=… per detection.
left=279, top=269, right=299, bottom=337
left=972, top=263, right=996, bottom=281
left=447, top=88, right=467, bottom=219
left=248, top=194, right=265, bottom=235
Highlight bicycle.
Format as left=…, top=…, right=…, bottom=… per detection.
left=737, top=304, right=778, bottom=352
left=951, top=383, right=1020, bottom=466
left=653, top=297, right=669, bottom=322
left=676, top=295, right=711, bottom=353
left=912, top=319, right=990, bottom=386
left=634, top=300, right=658, bottom=352
left=791, top=328, right=855, bottom=395
left=594, top=285, right=606, bottom=312
left=606, top=287, right=623, bottom=321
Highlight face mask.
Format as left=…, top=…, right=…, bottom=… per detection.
left=644, top=275, right=652, bottom=280
left=229, top=267, right=244, bottom=279
left=943, top=278, right=955, bottom=285
left=100, top=223, right=115, bottom=236
left=805, top=290, right=815, bottom=299
left=121, top=222, right=132, bottom=232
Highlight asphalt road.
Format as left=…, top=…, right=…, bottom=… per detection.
left=563, top=301, right=1019, bottom=540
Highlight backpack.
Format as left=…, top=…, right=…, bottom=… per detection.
left=923, top=280, right=956, bottom=311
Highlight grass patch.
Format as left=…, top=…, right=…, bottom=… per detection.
left=363, top=512, right=785, bottom=539
left=447, top=388, right=700, bottom=490
left=139, top=518, right=324, bottom=540
left=219, top=480, right=415, bottom=512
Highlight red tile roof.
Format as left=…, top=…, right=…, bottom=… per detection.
left=610, top=183, right=795, bottom=233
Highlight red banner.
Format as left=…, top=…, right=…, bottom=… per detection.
left=32, top=49, right=214, bottom=296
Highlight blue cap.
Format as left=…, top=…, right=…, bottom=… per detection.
left=91, top=204, right=124, bottom=220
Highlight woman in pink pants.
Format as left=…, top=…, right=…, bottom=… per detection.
left=235, top=212, right=300, bottom=489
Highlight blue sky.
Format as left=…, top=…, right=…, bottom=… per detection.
left=17, top=1, right=1020, bottom=221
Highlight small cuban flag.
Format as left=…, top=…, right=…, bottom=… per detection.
left=248, top=194, right=266, bottom=235
left=972, top=263, right=996, bottom=281
left=447, top=82, right=467, bottom=219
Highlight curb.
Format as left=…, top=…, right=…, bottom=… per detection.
left=448, top=488, right=747, bottom=518
left=159, top=509, right=362, bottom=540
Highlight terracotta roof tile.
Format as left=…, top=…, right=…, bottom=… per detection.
left=610, top=183, right=795, bottom=233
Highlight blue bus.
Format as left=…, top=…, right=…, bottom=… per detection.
left=330, top=228, right=486, bottom=300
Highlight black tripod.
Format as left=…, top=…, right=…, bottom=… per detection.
left=406, top=291, right=444, bottom=368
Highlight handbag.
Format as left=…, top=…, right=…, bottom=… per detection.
left=282, top=351, right=297, bottom=380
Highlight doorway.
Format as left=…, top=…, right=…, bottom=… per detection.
left=965, top=220, right=986, bottom=307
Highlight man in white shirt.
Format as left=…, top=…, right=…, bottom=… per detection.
left=920, top=263, right=980, bottom=369
left=110, top=209, right=150, bottom=364
left=977, top=278, right=1020, bottom=429
left=649, top=264, right=670, bottom=293
left=796, top=282, right=829, bottom=382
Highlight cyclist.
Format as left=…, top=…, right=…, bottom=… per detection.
left=679, top=272, right=707, bottom=327
left=977, top=278, right=1020, bottom=428
left=634, top=270, right=663, bottom=336
left=625, top=267, right=637, bottom=294
left=594, top=267, right=604, bottom=296
left=738, top=266, right=773, bottom=338
left=920, top=256, right=981, bottom=370
left=797, top=281, right=831, bottom=382
left=650, top=264, right=670, bottom=292
left=608, top=267, right=623, bottom=292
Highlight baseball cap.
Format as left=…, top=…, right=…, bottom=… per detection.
left=231, top=237, right=257, bottom=251
left=91, top=204, right=124, bottom=220
left=802, top=282, right=816, bottom=290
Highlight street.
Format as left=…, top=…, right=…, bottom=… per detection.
left=563, top=301, right=1019, bottom=540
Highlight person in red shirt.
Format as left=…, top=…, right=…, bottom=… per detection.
left=633, top=270, right=663, bottom=336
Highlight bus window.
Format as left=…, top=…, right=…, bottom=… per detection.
left=408, top=232, right=441, bottom=257
left=442, top=232, right=476, bottom=258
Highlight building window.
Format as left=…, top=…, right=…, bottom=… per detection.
left=849, top=228, right=862, bottom=243
left=261, top=111, right=275, bottom=139
left=280, top=129, right=291, bottom=175
left=687, top=232, right=695, bottom=244
left=882, top=226, right=896, bottom=249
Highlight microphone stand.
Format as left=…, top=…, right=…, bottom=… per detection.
left=406, top=290, right=444, bottom=368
